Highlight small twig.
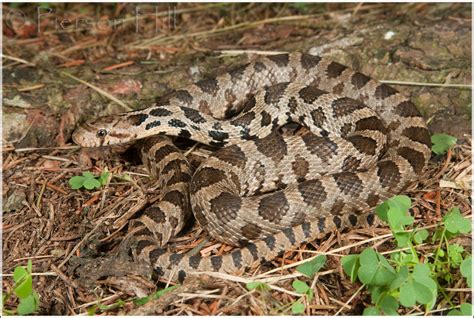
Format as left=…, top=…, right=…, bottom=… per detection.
left=218, top=49, right=288, bottom=56
left=1, top=272, right=57, bottom=277
left=334, top=284, right=365, bottom=315
left=11, top=145, right=80, bottom=153
left=61, top=71, right=132, bottom=111
left=103, top=61, right=135, bottom=71
left=380, top=79, right=471, bottom=89
left=50, top=264, right=79, bottom=289
left=18, top=84, right=45, bottom=92
left=1, top=54, right=36, bottom=66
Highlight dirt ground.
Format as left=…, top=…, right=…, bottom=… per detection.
left=2, top=3, right=472, bottom=315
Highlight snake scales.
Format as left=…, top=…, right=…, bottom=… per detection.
left=72, top=52, right=431, bottom=283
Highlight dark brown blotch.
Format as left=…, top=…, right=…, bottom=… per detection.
left=355, top=116, right=386, bottom=133
left=246, top=243, right=259, bottom=261
left=149, top=108, right=172, bottom=117
left=145, top=120, right=161, bottom=130
left=231, top=249, right=243, bottom=267
left=397, top=147, right=426, bottom=174
left=162, top=190, right=187, bottom=209
left=302, top=134, right=338, bottom=161
left=199, top=100, right=211, bottom=115
left=366, top=192, right=380, bottom=207
left=188, top=254, right=202, bottom=269
left=196, top=78, right=219, bottom=95
left=332, top=215, right=342, bottom=228
left=261, top=110, right=272, bottom=127
left=241, top=95, right=257, bottom=113
left=342, top=155, right=362, bottom=171
left=268, top=54, right=290, bottom=67
left=149, top=248, right=167, bottom=263
left=298, top=85, right=327, bottom=104
left=240, top=223, right=263, bottom=241
left=282, top=228, right=296, bottom=245
left=209, top=192, right=242, bottom=223
left=183, top=107, right=206, bottom=124
left=366, top=213, right=375, bottom=226
left=297, top=179, right=327, bottom=208
left=128, top=113, right=149, bottom=126
left=143, top=206, right=165, bottom=222
left=264, top=235, right=276, bottom=249
left=254, top=61, right=267, bottom=72
left=300, top=54, right=322, bottom=69
left=212, top=144, right=247, bottom=169
left=292, top=155, right=310, bottom=181
left=341, top=123, right=353, bottom=137
left=258, top=191, right=289, bottom=223
left=302, top=222, right=312, bottom=238
left=168, top=119, right=187, bottom=128
left=169, top=253, right=184, bottom=265
left=287, top=96, right=298, bottom=113
left=230, top=111, right=256, bottom=127
left=264, top=82, right=289, bottom=104
left=191, top=167, right=227, bottom=193
left=317, top=217, right=326, bottom=232
left=374, top=84, right=398, bottom=99
left=395, top=101, right=422, bottom=118
left=351, top=72, right=371, bottom=89
left=401, top=126, right=431, bottom=147
left=230, top=64, right=248, bottom=83
left=347, top=135, right=378, bottom=155
left=331, top=97, right=366, bottom=118
left=210, top=256, right=223, bottom=271
left=331, top=199, right=346, bottom=215
left=333, top=172, right=364, bottom=196
left=254, top=133, right=288, bottom=162
left=376, top=160, right=401, bottom=188
left=326, top=61, right=348, bottom=78
left=348, top=214, right=358, bottom=226
left=310, top=107, right=326, bottom=127
left=173, top=90, right=194, bottom=104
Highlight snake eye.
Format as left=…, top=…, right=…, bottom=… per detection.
left=96, top=129, right=108, bottom=138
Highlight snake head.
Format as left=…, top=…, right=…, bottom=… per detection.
left=72, top=115, right=137, bottom=147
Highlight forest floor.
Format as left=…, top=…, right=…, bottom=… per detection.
left=2, top=3, right=472, bottom=315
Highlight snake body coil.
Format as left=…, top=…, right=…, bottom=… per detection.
left=73, top=52, right=431, bottom=282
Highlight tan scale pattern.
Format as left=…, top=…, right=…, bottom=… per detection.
left=72, top=52, right=431, bottom=283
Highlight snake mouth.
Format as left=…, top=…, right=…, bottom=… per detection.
left=72, top=125, right=100, bottom=147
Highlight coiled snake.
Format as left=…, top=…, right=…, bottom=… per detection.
left=72, top=52, right=431, bottom=283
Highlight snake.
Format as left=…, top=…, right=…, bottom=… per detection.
left=72, top=52, right=431, bottom=283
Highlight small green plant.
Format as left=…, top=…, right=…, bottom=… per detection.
left=86, top=285, right=179, bottom=315
left=2, top=260, right=40, bottom=315
left=246, top=281, right=270, bottom=292
left=245, top=255, right=326, bottom=315
left=431, top=133, right=457, bottom=155
left=341, top=196, right=472, bottom=315
left=69, top=170, right=110, bottom=190
left=296, top=254, right=326, bottom=278
left=448, top=302, right=473, bottom=316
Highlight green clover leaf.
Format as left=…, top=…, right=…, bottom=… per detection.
left=296, top=255, right=326, bottom=278
left=431, top=133, right=457, bottom=155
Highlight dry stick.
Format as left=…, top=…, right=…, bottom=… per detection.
left=61, top=72, right=132, bottom=111
left=11, top=145, right=81, bottom=153
left=57, top=215, right=111, bottom=269
left=334, top=284, right=365, bottom=316
left=133, top=3, right=388, bottom=47
left=189, top=271, right=301, bottom=297
left=137, top=15, right=319, bottom=47
left=380, top=79, right=471, bottom=89
left=1, top=53, right=36, bottom=66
